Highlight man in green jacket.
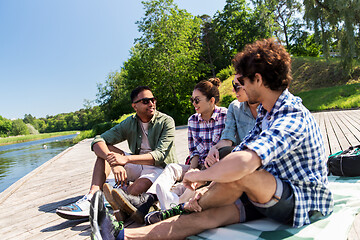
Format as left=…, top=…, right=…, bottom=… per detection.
left=56, top=86, right=177, bottom=220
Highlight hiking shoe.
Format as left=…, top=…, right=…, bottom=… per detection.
left=56, top=194, right=92, bottom=220
left=144, top=203, right=185, bottom=225
left=112, top=188, right=155, bottom=224
left=90, top=190, right=124, bottom=240
left=103, top=183, right=128, bottom=222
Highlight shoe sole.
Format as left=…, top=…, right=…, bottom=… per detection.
left=103, top=183, right=119, bottom=211
left=112, top=189, right=145, bottom=224
left=56, top=209, right=89, bottom=220
left=89, top=191, right=104, bottom=240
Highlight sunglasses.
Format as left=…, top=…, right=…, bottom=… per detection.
left=232, top=80, right=242, bottom=93
left=190, top=97, right=203, bottom=104
left=133, top=97, right=157, bottom=104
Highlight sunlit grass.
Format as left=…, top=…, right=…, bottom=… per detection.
left=296, top=83, right=360, bottom=111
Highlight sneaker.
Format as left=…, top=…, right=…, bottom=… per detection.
left=144, top=203, right=185, bottom=225
left=56, top=194, right=92, bottom=220
left=103, top=183, right=128, bottom=222
left=90, top=190, right=124, bottom=240
left=112, top=188, right=155, bottom=224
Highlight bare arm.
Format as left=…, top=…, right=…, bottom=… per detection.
left=183, top=149, right=261, bottom=189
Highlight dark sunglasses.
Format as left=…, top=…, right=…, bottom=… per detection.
left=133, top=97, right=157, bottom=104
left=190, top=97, right=202, bottom=104
left=232, top=80, right=242, bottom=93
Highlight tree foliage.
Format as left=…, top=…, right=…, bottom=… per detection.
left=303, top=0, right=360, bottom=72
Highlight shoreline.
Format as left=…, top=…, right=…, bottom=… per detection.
left=0, top=131, right=79, bottom=146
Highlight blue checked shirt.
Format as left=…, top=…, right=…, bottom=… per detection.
left=188, top=106, right=227, bottom=167
left=233, top=89, right=333, bottom=228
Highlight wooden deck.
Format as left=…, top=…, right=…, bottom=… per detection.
left=0, top=109, right=359, bottom=239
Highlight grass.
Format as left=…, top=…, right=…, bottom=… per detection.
left=0, top=131, right=79, bottom=146
left=295, top=83, right=360, bottom=111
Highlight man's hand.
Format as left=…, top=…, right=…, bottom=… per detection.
left=106, top=152, right=128, bottom=166
left=112, top=165, right=127, bottom=186
left=204, top=146, right=219, bottom=168
left=184, top=186, right=209, bottom=212
left=182, top=169, right=205, bottom=190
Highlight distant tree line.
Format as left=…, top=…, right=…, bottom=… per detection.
left=0, top=106, right=105, bottom=137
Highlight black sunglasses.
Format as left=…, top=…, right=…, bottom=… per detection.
left=232, top=80, right=242, bottom=93
left=133, top=97, right=157, bottom=104
left=190, top=97, right=202, bottom=104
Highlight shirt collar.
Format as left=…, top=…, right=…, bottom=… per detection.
left=258, top=89, right=289, bottom=118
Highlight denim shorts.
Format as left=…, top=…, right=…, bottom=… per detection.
left=235, top=177, right=295, bottom=225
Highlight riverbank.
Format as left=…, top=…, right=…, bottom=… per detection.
left=0, top=131, right=79, bottom=146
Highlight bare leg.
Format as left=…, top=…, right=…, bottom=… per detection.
left=127, top=178, right=153, bottom=195
left=89, top=145, right=125, bottom=195
left=125, top=204, right=240, bottom=240
left=188, top=169, right=276, bottom=211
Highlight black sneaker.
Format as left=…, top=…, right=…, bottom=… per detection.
left=144, top=204, right=185, bottom=225
left=90, top=190, right=124, bottom=240
left=112, top=188, right=155, bottom=224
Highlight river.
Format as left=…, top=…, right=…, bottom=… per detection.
left=0, top=134, right=77, bottom=193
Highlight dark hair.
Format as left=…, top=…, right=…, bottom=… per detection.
left=130, top=86, right=152, bottom=102
left=194, top=78, right=221, bottom=103
left=232, top=38, right=292, bottom=91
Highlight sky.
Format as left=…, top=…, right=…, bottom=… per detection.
left=0, top=0, right=226, bottom=120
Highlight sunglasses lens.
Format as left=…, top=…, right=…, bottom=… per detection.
left=190, top=97, right=200, bottom=104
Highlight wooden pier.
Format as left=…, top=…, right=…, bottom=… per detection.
left=0, top=109, right=359, bottom=239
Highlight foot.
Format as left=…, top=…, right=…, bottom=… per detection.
left=112, top=188, right=155, bottom=224
left=90, top=190, right=124, bottom=240
left=103, top=183, right=129, bottom=222
left=144, top=203, right=185, bottom=225
left=56, top=194, right=92, bottom=220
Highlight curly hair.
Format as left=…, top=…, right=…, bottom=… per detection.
left=232, top=38, right=292, bottom=91
left=194, top=78, right=221, bottom=103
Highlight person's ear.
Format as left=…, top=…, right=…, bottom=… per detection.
left=254, top=73, right=263, bottom=86
left=132, top=103, right=137, bottom=111
left=210, top=97, right=215, bottom=104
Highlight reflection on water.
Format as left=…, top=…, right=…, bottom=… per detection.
left=0, top=134, right=77, bottom=193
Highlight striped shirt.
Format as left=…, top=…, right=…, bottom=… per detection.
left=233, top=89, right=333, bottom=228
left=188, top=106, right=227, bottom=167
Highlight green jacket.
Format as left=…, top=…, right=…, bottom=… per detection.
left=91, top=111, right=178, bottom=168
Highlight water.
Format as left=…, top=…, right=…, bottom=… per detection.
left=0, top=134, right=77, bottom=193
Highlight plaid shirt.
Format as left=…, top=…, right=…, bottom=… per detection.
left=188, top=106, right=227, bottom=167
left=233, top=89, right=333, bottom=228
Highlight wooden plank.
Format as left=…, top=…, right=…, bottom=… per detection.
left=334, top=111, right=360, bottom=146
left=323, top=112, right=342, bottom=155
left=313, top=112, right=331, bottom=157
left=328, top=112, right=351, bottom=150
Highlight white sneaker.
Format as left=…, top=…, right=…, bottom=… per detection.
left=56, top=194, right=92, bottom=220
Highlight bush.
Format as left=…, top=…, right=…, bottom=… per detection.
left=216, top=65, right=235, bottom=81
left=220, top=94, right=236, bottom=108
left=92, top=122, right=115, bottom=135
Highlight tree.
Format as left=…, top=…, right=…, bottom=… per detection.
left=97, top=0, right=206, bottom=124
left=11, top=119, right=29, bottom=136
left=303, top=0, right=360, bottom=73
left=207, top=0, right=272, bottom=72
left=0, top=116, right=12, bottom=137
